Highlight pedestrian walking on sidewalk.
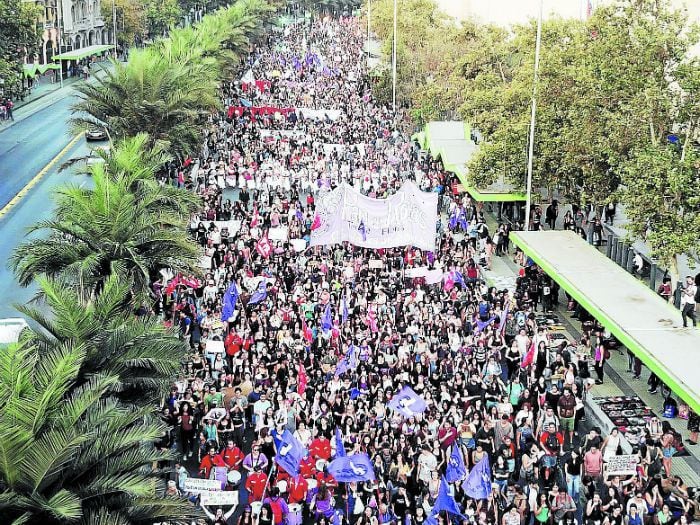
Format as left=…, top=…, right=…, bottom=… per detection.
left=680, top=275, right=697, bottom=328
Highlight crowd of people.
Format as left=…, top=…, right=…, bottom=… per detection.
left=154, top=14, right=700, bottom=525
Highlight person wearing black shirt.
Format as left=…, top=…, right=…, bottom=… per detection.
left=391, top=485, right=411, bottom=522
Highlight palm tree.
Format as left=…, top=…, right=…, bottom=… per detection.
left=90, top=133, right=200, bottom=219
left=71, top=0, right=277, bottom=159
left=0, top=341, right=199, bottom=525
left=71, top=48, right=220, bottom=159
left=17, top=275, right=188, bottom=405
left=11, top=167, right=201, bottom=295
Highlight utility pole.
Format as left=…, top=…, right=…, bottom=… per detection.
left=112, top=0, right=117, bottom=59
left=524, top=0, right=543, bottom=231
left=392, top=0, right=397, bottom=112
left=56, top=0, right=64, bottom=87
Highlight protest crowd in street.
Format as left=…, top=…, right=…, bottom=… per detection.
left=156, top=14, right=700, bottom=525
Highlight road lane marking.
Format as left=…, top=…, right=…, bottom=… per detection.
left=0, top=133, right=81, bottom=220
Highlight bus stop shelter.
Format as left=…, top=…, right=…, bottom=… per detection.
left=511, top=230, right=700, bottom=413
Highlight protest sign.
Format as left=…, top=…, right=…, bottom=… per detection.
left=200, top=490, right=239, bottom=506
left=605, top=454, right=638, bottom=476
left=310, top=182, right=438, bottom=251
left=184, top=478, right=222, bottom=493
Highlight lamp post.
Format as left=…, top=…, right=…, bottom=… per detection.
left=524, top=0, right=543, bottom=231
left=55, top=0, right=64, bottom=87
left=112, top=0, right=117, bottom=59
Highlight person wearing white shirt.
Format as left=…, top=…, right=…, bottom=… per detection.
left=681, top=275, right=697, bottom=328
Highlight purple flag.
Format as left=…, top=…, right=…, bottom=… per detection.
left=221, top=281, right=239, bottom=321
left=322, top=302, right=333, bottom=331
left=248, top=281, right=267, bottom=305
left=388, top=386, right=427, bottom=417
left=342, top=297, right=349, bottom=324
left=275, top=429, right=306, bottom=477
left=463, top=456, right=492, bottom=500
left=327, top=453, right=376, bottom=482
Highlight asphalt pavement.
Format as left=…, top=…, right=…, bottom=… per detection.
left=0, top=91, right=93, bottom=319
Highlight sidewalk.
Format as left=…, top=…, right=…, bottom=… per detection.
left=0, top=61, right=114, bottom=133
left=480, top=211, right=700, bottom=485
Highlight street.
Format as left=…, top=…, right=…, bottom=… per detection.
left=0, top=93, right=91, bottom=318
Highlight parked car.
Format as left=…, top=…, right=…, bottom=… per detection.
left=85, top=128, right=108, bottom=141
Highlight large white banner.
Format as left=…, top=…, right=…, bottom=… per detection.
left=310, top=182, right=438, bottom=251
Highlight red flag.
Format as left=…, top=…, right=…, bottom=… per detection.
left=302, top=319, right=313, bottom=343
left=297, top=362, right=307, bottom=396
left=311, top=214, right=321, bottom=231
left=256, top=233, right=272, bottom=258
left=165, top=274, right=183, bottom=295
left=521, top=341, right=536, bottom=368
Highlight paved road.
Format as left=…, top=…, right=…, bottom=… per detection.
left=0, top=94, right=77, bottom=210
left=0, top=93, right=92, bottom=319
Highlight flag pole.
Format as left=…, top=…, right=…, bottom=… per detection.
left=392, top=0, right=398, bottom=112
left=524, top=0, right=543, bottom=231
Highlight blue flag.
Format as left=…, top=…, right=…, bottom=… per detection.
left=274, top=429, right=306, bottom=477
left=347, top=344, right=359, bottom=370
left=387, top=386, right=427, bottom=418
left=248, top=281, right=267, bottom=305
left=221, top=281, right=239, bottom=321
left=342, top=297, right=349, bottom=324
left=334, top=427, right=346, bottom=458
left=448, top=208, right=458, bottom=230
left=446, top=444, right=467, bottom=483
left=458, top=208, right=468, bottom=230
left=322, top=302, right=333, bottom=331
left=463, top=455, right=492, bottom=500
left=334, top=357, right=350, bottom=378
left=327, top=453, right=375, bottom=482
left=433, top=477, right=466, bottom=519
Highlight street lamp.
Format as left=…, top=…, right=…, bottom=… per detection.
left=524, top=0, right=543, bottom=231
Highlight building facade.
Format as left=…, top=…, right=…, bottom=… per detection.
left=58, top=0, right=108, bottom=52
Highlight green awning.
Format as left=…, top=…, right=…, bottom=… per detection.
left=23, top=63, right=61, bottom=78
left=53, top=44, right=114, bottom=61
left=416, top=120, right=526, bottom=202
left=510, top=230, right=700, bottom=414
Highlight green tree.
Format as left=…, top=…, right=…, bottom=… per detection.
left=72, top=1, right=276, bottom=158
left=145, top=0, right=182, bottom=38
left=101, top=0, right=147, bottom=47
left=0, top=341, right=199, bottom=525
left=18, top=274, right=189, bottom=404
left=619, top=141, right=700, bottom=288
left=364, top=0, right=459, bottom=110
left=0, top=0, right=41, bottom=99
left=11, top=166, right=201, bottom=295
left=71, top=47, right=220, bottom=158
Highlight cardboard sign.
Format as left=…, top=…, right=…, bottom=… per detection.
left=200, top=490, right=239, bottom=506
left=368, top=260, right=384, bottom=269
left=268, top=226, right=288, bottom=241
left=184, top=478, right=223, bottom=493
left=605, top=454, right=638, bottom=476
